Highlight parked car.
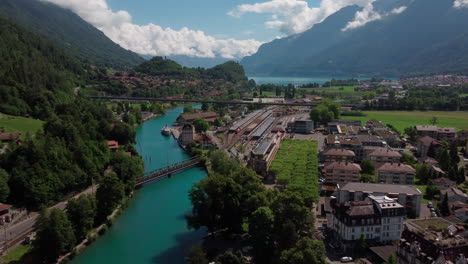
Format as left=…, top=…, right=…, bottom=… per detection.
left=340, top=256, right=353, bottom=263
left=427, top=202, right=433, bottom=208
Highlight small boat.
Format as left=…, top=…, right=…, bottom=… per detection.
left=161, top=125, right=171, bottom=136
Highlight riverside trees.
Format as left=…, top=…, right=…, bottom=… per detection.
left=186, top=150, right=324, bottom=264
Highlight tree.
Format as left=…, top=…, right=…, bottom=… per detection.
left=66, top=195, right=97, bottom=240
left=0, top=169, right=10, bottom=202
left=438, top=150, right=451, bottom=171
left=309, top=99, right=341, bottom=126
left=216, top=251, right=248, bottom=264
left=193, top=118, right=210, bottom=134
left=387, top=254, right=396, bottom=264
left=416, top=164, right=431, bottom=184
left=449, top=143, right=460, bottom=164
left=184, top=106, right=195, bottom=113
left=355, top=233, right=367, bottom=256
left=35, top=208, right=76, bottom=262
left=95, top=172, right=124, bottom=223
left=361, top=160, right=375, bottom=175
left=186, top=244, right=209, bottom=264
left=279, top=237, right=326, bottom=264
left=439, top=193, right=450, bottom=217
left=401, top=153, right=417, bottom=165
left=360, top=173, right=375, bottom=183
left=109, top=122, right=135, bottom=145
left=404, top=126, right=417, bottom=142
left=201, top=103, right=210, bottom=111
left=110, top=151, right=144, bottom=195
left=249, top=207, right=275, bottom=264
left=429, top=116, right=438, bottom=125
left=425, top=185, right=440, bottom=200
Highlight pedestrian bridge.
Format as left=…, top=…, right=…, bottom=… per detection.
left=135, top=157, right=202, bottom=187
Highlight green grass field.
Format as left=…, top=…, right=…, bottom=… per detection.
left=0, top=113, right=44, bottom=137
left=341, top=111, right=468, bottom=132
left=2, top=245, right=32, bottom=263
left=270, top=139, right=319, bottom=203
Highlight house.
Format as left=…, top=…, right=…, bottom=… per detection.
left=441, top=187, right=468, bottom=203
left=195, top=134, right=214, bottom=149
left=336, top=182, right=422, bottom=217
left=418, top=157, right=439, bottom=166
left=0, top=203, right=12, bottom=225
left=107, top=140, right=119, bottom=150
left=332, top=119, right=362, bottom=127
left=320, top=148, right=356, bottom=162
left=432, top=177, right=456, bottom=190
left=328, top=195, right=406, bottom=250
left=250, top=134, right=282, bottom=175
left=397, top=218, right=468, bottom=264
left=417, top=136, right=442, bottom=158
left=454, top=208, right=468, bottom=222
left=0, top=132, right=21, bottom=142
left=376, top=163, right=416, bottom=185
left=366, top=119, right=387, bottom=131
left=415, top=126, right=457, bottom=141
left=355, top=135, right=386, bottom=147
left=323, top=162, right=361, bottom=182
left=180, top=124, right=195, bottom=145
left=375, top=130, right=403, bottom=148
left=366, top=148, right=402, bottom=163
left=286, top=119, right=314, bottom=134
left=177, top=111, right=218, bottom=125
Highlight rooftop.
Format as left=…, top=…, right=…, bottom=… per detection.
left=324, top=161, right=361, bottom=171
left=322, top=148, right=356, bottom=157
left=418, top=136, right=440, bottom=146
left=0, top=203, right=12, bottom=212
left=339, top=182, right=422, bottom=195
left=416, top=125, right=438, bottom=132
left=368, top=148, right=402, bottom=158
left=0, top=132, right=21, bottom=141
left=376, top=163, right=416, bottom=173
left=180, top=111, right=217, bottom=121
left=252, top=138, right=273, bottom=156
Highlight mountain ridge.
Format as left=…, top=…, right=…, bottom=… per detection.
left=0, top=0, right=145, bottom=69
left=241, top=0, right=468, bottom=77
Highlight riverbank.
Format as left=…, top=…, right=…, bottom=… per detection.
left=71, top=106, right=207, bottom=264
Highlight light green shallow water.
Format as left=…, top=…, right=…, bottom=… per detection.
left=72, top=106, right=206, bottom=264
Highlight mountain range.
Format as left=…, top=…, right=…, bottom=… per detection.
left=241, top=0, right=468, bottom=77
left=0, top=0, right=144, bottom=69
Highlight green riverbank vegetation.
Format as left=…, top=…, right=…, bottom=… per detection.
left=186, top=150, right=325, bottom=264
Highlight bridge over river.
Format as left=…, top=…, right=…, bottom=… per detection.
left=135, top=157, right=202, bottom=187
left=88, top=95, right=358, bottom=108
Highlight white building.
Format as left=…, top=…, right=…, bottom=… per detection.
left=328, top=195, right=406, bottom=249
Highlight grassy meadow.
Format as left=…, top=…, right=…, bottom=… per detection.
left=341, top=111, right=468, bottom=132
left=0, top=113, right=44, bottom=137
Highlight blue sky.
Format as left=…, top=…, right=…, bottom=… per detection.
left=106, top=0, right=320, bottom=42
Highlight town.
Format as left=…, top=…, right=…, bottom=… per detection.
left=163, top=91, right=468, bottom=264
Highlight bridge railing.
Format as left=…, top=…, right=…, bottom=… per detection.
left=137, top=157, right=201, bottom=182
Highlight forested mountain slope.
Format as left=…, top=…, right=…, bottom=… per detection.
left=0, top=0, right=144, bottom=69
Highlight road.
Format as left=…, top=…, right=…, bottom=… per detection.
left=0, top=185, right=95, bottom=245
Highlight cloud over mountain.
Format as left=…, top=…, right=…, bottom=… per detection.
left=41, top=0, right=262, bottom=58
left=228, top=0, right=375, bottom=35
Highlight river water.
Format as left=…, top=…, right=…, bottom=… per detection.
left=72, top=106, right=207, bottom=264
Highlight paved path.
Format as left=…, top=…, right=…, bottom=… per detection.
left=0, top=185, right=95, bottom=245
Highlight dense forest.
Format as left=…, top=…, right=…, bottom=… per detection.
left=0, top=15, right=144, bottom=261
left=0, top=0, right=144, bottom=69
left=135, top=56, right=248, bottom=82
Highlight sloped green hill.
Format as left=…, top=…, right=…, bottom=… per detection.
left=0, top=0, right=144, bottom=69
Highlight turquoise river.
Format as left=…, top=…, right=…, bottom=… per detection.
left=72, top=106, right=207, bottom=264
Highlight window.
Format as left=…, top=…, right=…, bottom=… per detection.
left=361, top=227, right=364, bottom=232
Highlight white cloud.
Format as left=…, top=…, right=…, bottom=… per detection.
left=40, top=0, right=262, bottom=59
left=342, top=3, right=407, bottom=31
left=454, top=0, right=468, bottom=8
left=228, top=0, right=374, bottom=35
